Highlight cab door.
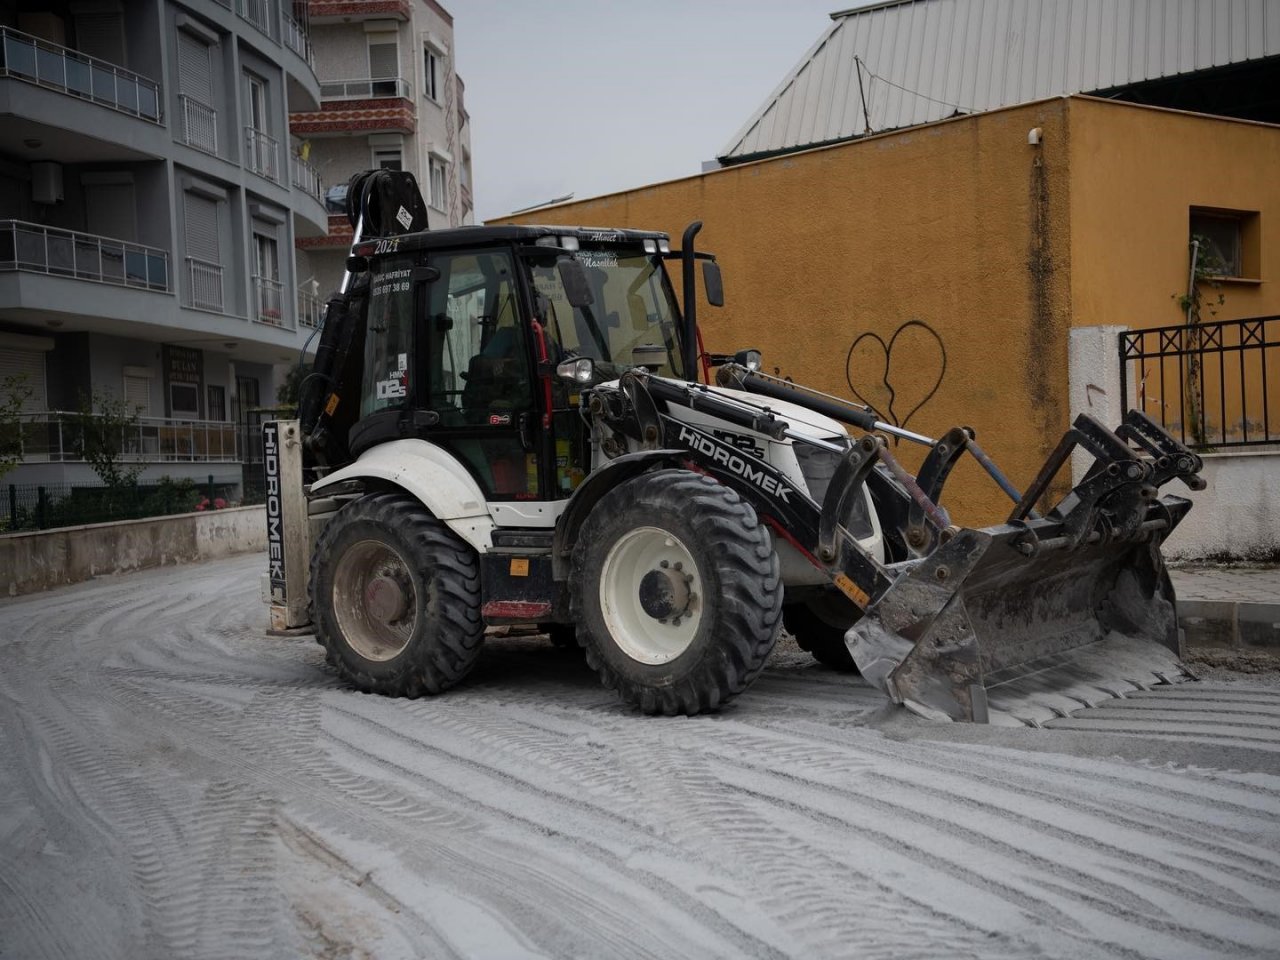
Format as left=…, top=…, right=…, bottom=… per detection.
left=420, top=247, right=539, bottom=500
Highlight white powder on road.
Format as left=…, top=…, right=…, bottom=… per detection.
left=2, top=554, right=1278, bottom=959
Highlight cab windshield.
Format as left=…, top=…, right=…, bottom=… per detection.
left=525, top=246, right=686, bottom=380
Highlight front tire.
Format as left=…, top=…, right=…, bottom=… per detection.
left=310, top=493, right=483, bottom=696
left=571, top=469, right=782, bottom=715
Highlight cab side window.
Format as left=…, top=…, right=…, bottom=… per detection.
left=427, top=250, right=530, bottom=425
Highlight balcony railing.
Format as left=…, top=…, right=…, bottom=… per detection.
left=236, top=0, right=275, bottom=39
left=319, top=76, right=412, bottom=100
left=254, top=275, right=287, bottom=327
left=15, top=411, right=240, bottom=464
left=290, top=152, right=322, bottom=201
left=0, top=26, right=162, bottom=122
left=180, top=94, right=218, bottom=155
left=245, top=127, right=280, bottom=182
left=298, top=288, right=324, bottom=328
left=186, top=257, right=224, bottom=312
left=283, top=10, right=312, bottom=64
left=0, top=220, right=169, bottom=291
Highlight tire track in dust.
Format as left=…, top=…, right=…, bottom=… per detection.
left=317, top=698, right=791, bottom=959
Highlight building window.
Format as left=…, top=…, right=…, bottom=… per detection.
left=184, top=192, right=223, bottom=312
left=170, top=382, right=200, bottom=419
left=429, top=156, right=447, bottom=211
left=373, top=147, right=402, bottom=171
left=1190, top=207, right=1260, bottom=280
left=424, top=46, right=439, bottom=101
left=177, top=29, right=217, bottom=154
left=207, top=384, right=225, bottom=421
left=253, top=232, right=282, bottom=324
left=368, top=38, right=398, bottom=96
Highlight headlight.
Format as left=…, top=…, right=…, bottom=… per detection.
left=557, top=357, right=595, bottom=383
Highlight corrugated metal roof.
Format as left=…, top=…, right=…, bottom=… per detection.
left=721, top=0, right=1280, bottom=161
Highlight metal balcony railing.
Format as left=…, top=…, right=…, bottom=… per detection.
left=236, top=0, right=275, bottom=38
left=254, top=275, right=287, bottom=327
left=0, top=26, right=162, bottom=122
left=290, top=153, right=322, bottom=201
left=245, top=127, right=280, bottom=182
left=319, top=76, right=411, bottom=100
left=0, top=220, right=169, bottom=291
left=180, top=94, right=218, bottom=154
left=15, top=411, right=240, bottom=464
left=186, top=257, right=224, bottom=312
left=297, top=288, right=324, bottom=328
left=283, top=10, right=312, bottom=64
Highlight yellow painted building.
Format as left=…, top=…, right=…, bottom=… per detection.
left=497, top=96, right=1279, bottom=526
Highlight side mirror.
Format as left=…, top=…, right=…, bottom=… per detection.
left=702, top=261, right=724, bottom=307
left=557, top=259, right=594, bottom=307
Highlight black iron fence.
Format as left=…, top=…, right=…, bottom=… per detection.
left=2, top=477, right=237, bottom=533
left=1120, top=316, right=1279, bottom=450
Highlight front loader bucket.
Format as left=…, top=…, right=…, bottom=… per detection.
left=848, top=522, right=1190, bottom=725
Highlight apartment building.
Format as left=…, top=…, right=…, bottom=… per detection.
left=0, top=0, right=324, bottom=492
left=292, top=0, right=472, bottom=297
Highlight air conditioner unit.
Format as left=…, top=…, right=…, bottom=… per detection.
left=32, top=162, right=65, bottom=205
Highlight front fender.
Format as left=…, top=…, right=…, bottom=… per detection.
left=310, top=439, right=495, bottom=551
left=551, top=449, right=685, bottom=579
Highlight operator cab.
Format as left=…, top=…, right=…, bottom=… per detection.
left=345, top=225, right=715, bottom=505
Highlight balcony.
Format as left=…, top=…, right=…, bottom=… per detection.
left=245, top=127, right=281, bottom=182
left=236, top=0, right=276, bottom=40
left=254, top=275, right=288, bottom=327
left=180, top=95, right=219, bottom=155
left=186, top=257, right=224, bottom=312
left=16, top=411, right=239, bottom=464
left=298, top=288, right=324, bottom=328
left=290, top=152, right=322, bottom=202
left=319, top=76, right=412, bottom=100
left=291, top=76, right=415, bottom=136
left=0, top=221, right=169, bottom=291
left=0, top=26, right=162, bottom=123
left=308, top=1, right=411, bottom=23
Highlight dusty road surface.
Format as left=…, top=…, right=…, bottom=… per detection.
left=2, top=555, right=1279, bottom=960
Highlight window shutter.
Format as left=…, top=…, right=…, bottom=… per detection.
left=75, top=13, right=126, bottom=64
left=184, top=194, right=219, bottom=263
left=0, top=350, right=48, bottom=413
left=178, top=31, right=212, bottom=103
left=123, top=375, right=150, bottom=413
left=368, top=41, right=398, bottom=79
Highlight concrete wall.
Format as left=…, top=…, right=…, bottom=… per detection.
left=1163, top=453, right=1280, bottom=562
left=1, top=505, right=267, bottom=596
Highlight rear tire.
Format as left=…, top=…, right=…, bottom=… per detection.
left=571, top=469, right=782, bottom=715
left=310, top=493, right=483, bottom=696
left=783, top=593, right=861, bottom=672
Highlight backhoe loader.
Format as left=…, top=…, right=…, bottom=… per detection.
left=264, top=169, right=1203, bottom=724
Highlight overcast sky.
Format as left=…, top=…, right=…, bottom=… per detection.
left=450, top=0, right=844, bottom=222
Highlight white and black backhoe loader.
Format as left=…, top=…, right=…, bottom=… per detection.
left=264, top=170, right=1205, bottom=724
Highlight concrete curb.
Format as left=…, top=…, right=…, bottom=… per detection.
left=1179, top=599, right=1280, bottom=651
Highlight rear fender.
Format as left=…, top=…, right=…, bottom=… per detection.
left=309, top=438, right=494, bottom=551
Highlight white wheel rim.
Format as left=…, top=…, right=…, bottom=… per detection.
left=598, top=526, right=702, bottom=664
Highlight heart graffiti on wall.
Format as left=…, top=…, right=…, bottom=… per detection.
left=844, top=320, right=947, bottom=442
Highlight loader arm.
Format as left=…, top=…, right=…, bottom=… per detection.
left=588, top=372, right=1205, bottom=724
